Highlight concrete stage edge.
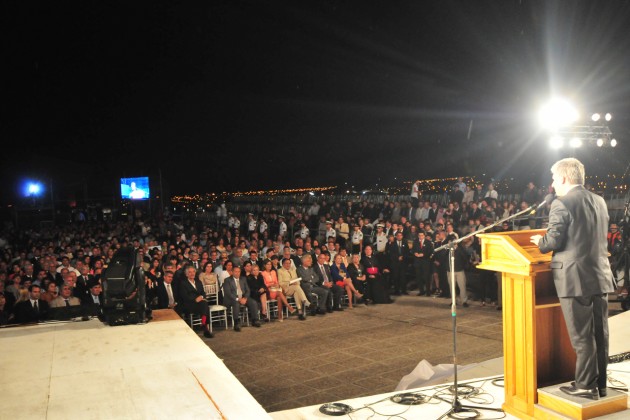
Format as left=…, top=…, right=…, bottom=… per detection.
left=0, top=309, right=269, bottom=420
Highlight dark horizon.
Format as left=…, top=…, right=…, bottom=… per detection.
left=3, top=1, right=630, bottom=201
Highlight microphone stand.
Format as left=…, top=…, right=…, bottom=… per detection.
left=433, top=201, right=544, bottom=418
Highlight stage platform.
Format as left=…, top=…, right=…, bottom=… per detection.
left=0, top=310, right=269, bottom=420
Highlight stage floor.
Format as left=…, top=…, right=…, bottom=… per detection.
left=0, top=310, right=269, bottom=420
left=271, top=309, right=630, bottom=419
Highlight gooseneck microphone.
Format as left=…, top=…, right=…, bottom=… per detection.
left=530, top=193, right=555, bottom=214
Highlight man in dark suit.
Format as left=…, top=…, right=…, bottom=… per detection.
left=178, top=265, right=213, bottom=338
left=297, top=254, right=330, bottom=315
left=313, top=253, right=344, bottom=311
left=80, top=279, right=104, bottom=317
left=75, top=266, right=93, bottom=302
left=388, top=231, right=410, bottom=295
left=14, top=284, right=49, bottom=323
left=531, top=158, right=615, bottom=400
left=154, top=270, right=179, bottom=311
left=412, top=231, right=434, bottom=296
left=222, top=266, right=261, bottom=331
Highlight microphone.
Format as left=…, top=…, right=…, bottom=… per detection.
left=530, top=194, right=555, bottom=214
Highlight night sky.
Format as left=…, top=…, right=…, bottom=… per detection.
left=3, top=0, right=630, bottom=202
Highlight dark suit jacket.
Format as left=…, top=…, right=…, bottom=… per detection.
left=388, top=240, right=409, bottom=263
left=538, top=185, right=615, bottom=297
left=178, top=278, right=205, bottom=311
left=313, top=263, right=333, bottom=287
left=14, top=299, right=49, bottom=323
left=80, top=293, right=103, bottom=306
left=222, top=275, right=251, bottom=303
left=75, top=275, right=93, bottom=300
left=154, top=280, right=179, bottom=309
left=412, top=239, right=434, bottom=264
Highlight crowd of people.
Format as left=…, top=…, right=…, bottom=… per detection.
left=0, top=178, right=556, bottom=337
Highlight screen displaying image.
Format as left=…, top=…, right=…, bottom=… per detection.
left=120, top=177, right=150, bottom=200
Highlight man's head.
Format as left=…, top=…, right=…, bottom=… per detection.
left=232, top=266, right=242, bottom=278
left=60, top=284, right=73, bottom=299
left=282, top=258, right=292, bottom=270
left=185, top=266, right=196, bottom=280
left=163, top=271, right=174, bottom=284
left=301, top=254, right=312, bottom=267
left=89, top=281, right=102, bottom=296
left=29, top=285, right=41, bottom=300
left=551, top=158, right=585, bottom=196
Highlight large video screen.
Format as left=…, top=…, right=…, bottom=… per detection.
left=120, top=177, right=150, bottom=200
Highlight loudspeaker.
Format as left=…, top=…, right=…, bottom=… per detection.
left=102, top=247, right=148, bottom=326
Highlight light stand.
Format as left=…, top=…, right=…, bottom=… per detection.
left=433, top=199, right=547, bottom=418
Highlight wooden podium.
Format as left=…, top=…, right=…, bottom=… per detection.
left=476, top=229, right=576, bottom=419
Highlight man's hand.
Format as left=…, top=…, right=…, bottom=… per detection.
left=238, top=297, right=247, bottom=305
left=530, top=234, right=542, bottom=246
left=195, top=295, right=204, bottom=303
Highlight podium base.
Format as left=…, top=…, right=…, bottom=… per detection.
left=536, top=383, right=627, bottom=419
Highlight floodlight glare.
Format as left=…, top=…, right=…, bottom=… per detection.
left=605, top=113, right=612, bottom=121
left=28, top=183, right=40, bottom=195
left=611, top=138, right=618, bottom=147
left=591, top=113, right=601, bottom=122
left=538, top=98, right=579, bottom=130
left=596, top=138, right=604, bottom=147
left=569, top=137, right=582, bottom=148
left=549, top=136, right=564, bottom=149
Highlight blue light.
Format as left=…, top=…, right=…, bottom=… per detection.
left=20, top=180, right=44, bottom=198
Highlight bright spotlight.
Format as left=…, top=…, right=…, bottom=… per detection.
left=611, top=138, right=618, bottom=147
left=28, top=183, right=40, bottom=194
left=538, top=98, right=579, bottom=130
left=20, top=180, right=44, bottom=198
left=596, top=138, right=604, bottom=147
left=591, top=113, right=601, bottom=122
left=569, top=137, right=582, bottom=148
left=549, top=136, right=564, bottom=149
left=605, top=113, right=612, bottom=121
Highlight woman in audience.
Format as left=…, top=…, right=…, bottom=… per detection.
left=330, top=254, right=363, bottom=308
left=199, top=262, right=218, bottom=285
left=40, top=282, right=58, bottom=303
left=216, top=238, right=227, bottom=254
left=260, top=259, right=294, bottom=321
left=347, top=253, right=368, bottom=302
left=246, top=263, right=268, bottom=320
left=217, top=260, right=233, bottom=288
left=145, top=258, right=163, bottom=285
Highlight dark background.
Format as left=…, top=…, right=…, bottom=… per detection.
left=2, top=0, right=630, bottom=203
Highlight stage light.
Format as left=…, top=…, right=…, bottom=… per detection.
left=549, top=136, right=564, bottom=149
left=591, top=113, right=601, bottom=122
left=569, top=137, right=582, bottom=148
left=538, top=98, right=579, bottom=130
left=611, top=139, right=618, bottom=147
left=605, top=113, right=613, bottom=121
left=20, top=179, right=45, bottom=198
left=596, top=138, right=604, bottom=147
